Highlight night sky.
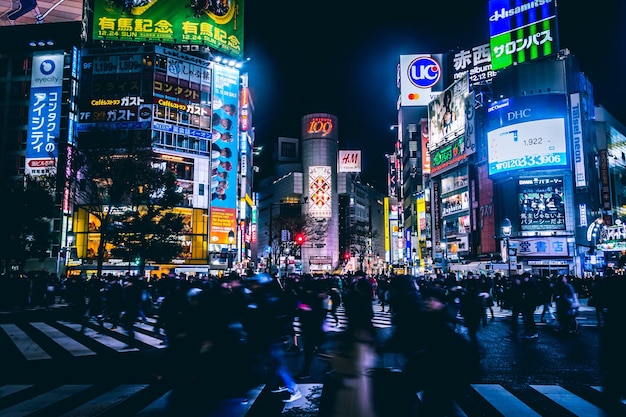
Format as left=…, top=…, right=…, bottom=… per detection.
left=243, top=1, right=626, bottom=191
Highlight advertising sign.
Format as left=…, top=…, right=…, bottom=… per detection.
left=570, top=93, right=587, bottom=188
left=398, top=54, right=446, bottom=107
left=487, top=94, right=568, bottom=176
left=428, top=75, right=468, bottom=149
left=517, top=237, right=569, bottom=257
left=0, top=0, right=83, bottom=25
left=92, top=0, right=244, bottom=59
left=450, top=43, right=498, bottom=86
left=309, top=166, right=332, bottom=218
left=302, top=113, right=337, bottom=141
left=338, top=150, right=361, bottom=173
left=209, top=63, right=239, bottom=244
left=441, top=191, right=469, bottom=217
left=488, top=0, right=558, bottom=71
left=430, top=136, right=468, bottom=175
left=441, top=169, right=468, bottom=194
left=420, top=119, right=430, bottom=174
left=79, top=95, right=153, bottom=124
left=26, top=51, right=64, bottom=175
left=518, top=177, right=565, bottom=231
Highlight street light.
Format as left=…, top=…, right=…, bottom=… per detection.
left=501, top=217, right=512, bottom=278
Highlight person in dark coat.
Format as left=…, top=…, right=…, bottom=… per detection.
left=460, top=276, right=486, bottom=347
left=599, top=269, right=626, bottom=417
left=519, top=272, right=541, bottom=339
left=406, top=286, right=481, bottom=417
left=296, top=275, right=329, bottom=379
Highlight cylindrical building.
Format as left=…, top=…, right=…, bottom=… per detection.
left=301, top=113, right=339, bottom=273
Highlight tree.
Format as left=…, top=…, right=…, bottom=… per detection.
left=70, top=131, right=185, bottom=277
left=267, top=202, right=329, bottom=272
left=0, top=175, right=56, bottom=272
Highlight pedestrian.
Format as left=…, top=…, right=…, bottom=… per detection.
left=405, top=286, right=481, bottom=417
left=519, top=272, right=541, bottom=339
left=599, top=269, right=626, bottom=417
left=538, top=274, right=556, bottom=323
left=507, top=276, right=524, bottom=336
left=479, top=273, right=496, bottom=323
left=244, top=273, right=302, bottom=403
left=296, top=275, right=329, bottom=379
left=460, top=276, right=486, bottom=347
left=328, top=286, right=342, bottom=326
left=589, top=274, right=607, bottom=327
left=121, top=276, right=142, bottom=344
left=64, top=274, right=87, bottom=324
left=554, top=274, right=580, bottom=335
left=80, top=275, right=105, bottom=333
left=103, top=276, right=124, bottom=330
left=342, top=271, right=376, bottom=344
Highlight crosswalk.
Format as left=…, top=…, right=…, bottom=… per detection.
left=0, top=304, right=597, bottom=363
left=0, top=306, right=391, bottom=362
left=0, top=381, right=617, bottom=416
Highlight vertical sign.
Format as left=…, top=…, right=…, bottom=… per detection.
left=26, top=51, right=64, bottom=176
left=309, top=166, right=332, bottom=218
left=570, top=93, right=586, bottom=188
left=210, top=63, right=240, bottom=244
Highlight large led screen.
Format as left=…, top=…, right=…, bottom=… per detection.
left=487, top=94, right=567, bottom=176
left=488, top=0, right=558, bottom=71
left=92, top=0, right=243, bottom=59
left=0, top=0, right=83, bottom=25
left=518, top=177, right=565, bottom=231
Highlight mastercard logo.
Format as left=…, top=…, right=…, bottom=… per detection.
left=407, top=93, right=421, bottom=101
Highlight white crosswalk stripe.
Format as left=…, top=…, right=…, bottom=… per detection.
left=0, top=382, right=613, bottom=416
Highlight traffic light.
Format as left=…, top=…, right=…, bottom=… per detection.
left=294, top=233, right=305, bottom=245
left=344, top=253, right=350, bottom=261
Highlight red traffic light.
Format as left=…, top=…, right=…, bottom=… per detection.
left=295, top=233, right=305, bottom=244
left=344, top=253, right=350, bottom=260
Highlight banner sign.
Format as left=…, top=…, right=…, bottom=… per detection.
left=92, top=0, right=244, bottom=59
left=26, top=51, right=64, bottom=175
left=209, top=63, right=240, bottom=244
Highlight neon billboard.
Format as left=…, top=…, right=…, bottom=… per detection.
left=488, top=0, right=558, bottom=71
left=92, top=0, right=244, bottom=59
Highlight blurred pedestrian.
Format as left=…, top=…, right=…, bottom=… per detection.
left=405, top=286, right=481, bottom=417
left=121, top=276, right=142, bottom=344
left=599, top=269, right=626, bottom=417
left=460, top=276, right=486, bottom=347
left=245, top=273, right=302, bottom=403
left=343, top=271, right=376, bottom=344
left=328, top=286, right=342, bottom=326
left=519, top=272, right=541, bottom=339
left=296, top=275, right=329, bottom=379
left=554, top=274, right=580, bottom=335
left=538, top=275, right=556, bottom=323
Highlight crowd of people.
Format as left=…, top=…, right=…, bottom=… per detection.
left=1, top=267, right=625, bottom=415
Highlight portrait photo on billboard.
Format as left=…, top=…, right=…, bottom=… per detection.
left=1, top=0, right=83, bottom=26
left=428, top=75, right=468, bottom=149
left=486, top=94, right=568, bottom=177
left=518, top=177, right=565, bottom=231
